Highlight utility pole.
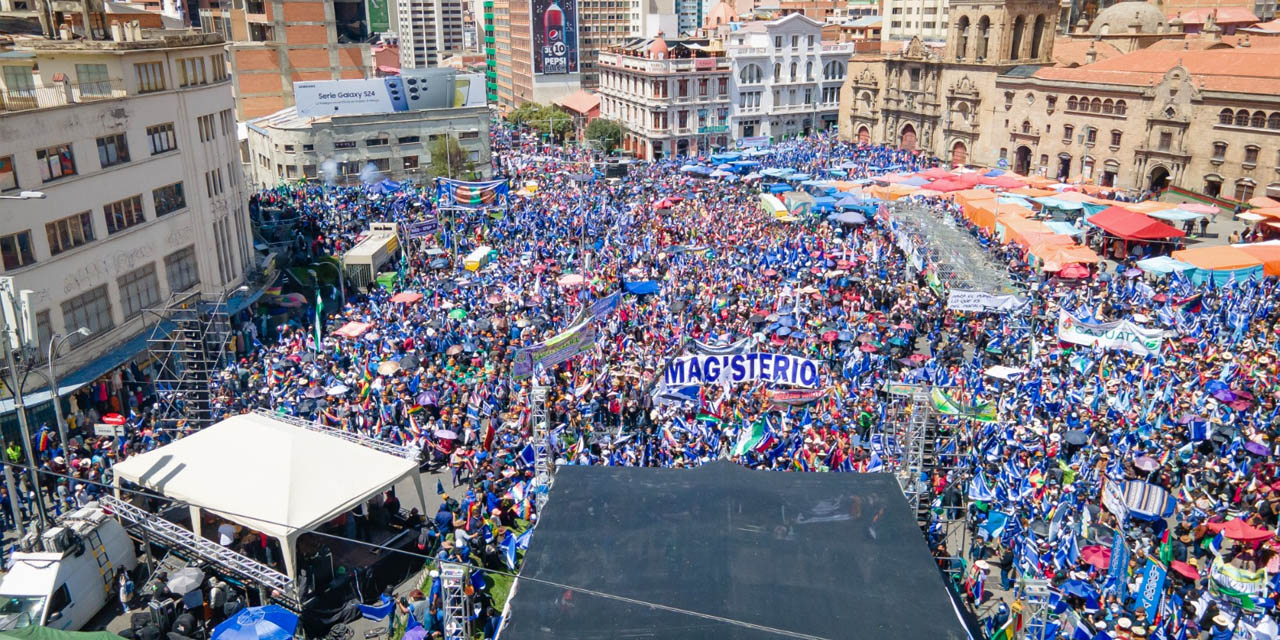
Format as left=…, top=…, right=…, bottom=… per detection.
left=0, top=295, right=49, bottom=533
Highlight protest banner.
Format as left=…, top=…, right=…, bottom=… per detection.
left=512, top=319, right=597, bottom=379
left=1057, top=311, right=1164, bottom=356
left=663, top=353, right=823, bottom=388
left=589, top=291, right=621, bottom=321
left=1137, top=558, right=1167, bottom=620
left=1106, top=530, right=1130, bottom=601
left=767, top=388, right=826, bottom=406
left=947, top=290, right=1029, bottom=313
left=436, top=178, right=509, bottom=208
left=1209, top=556, right=1267, bottom=610
left=1102, top=478, right=1129, bottom=522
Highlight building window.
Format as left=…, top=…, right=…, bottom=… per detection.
left=0, top=156, right=16, bottom=192
left=134, top=62, right=166, bottom=93
left=1114, top=100, right=1126, bottom=116
left=147, top=123, right=177, bottom=154
left=398, top=135, right=421, bottom=144
left=303, top=164, right=317, bottom=178
left=219, top=109, right=234, bottom=137
left=1236, top=110, right=1250, bottom=127
left=197, top=114, right=217, bottom=143
left=366, top=136, right=389, bottom=147
left=37, top=144, right=77, bottom=182
left=96, top=133, right=131, bottom=168
left=0, top=231, right=35, bottom=271
left=1062, top=125, right=1073, bottom=142
left=46, top=211, right=95, bottom=256
left=177, top=57, right=208, bottom=87
left=334, top=141, right=357, bottom=149
left=104, top=195, right=145, bottom=234
left=1270, top=113, right=1280, bottom=130
left=1235, top=180, right=1255, bottom=202
left=1068, top=97, right=1079, bottom=111
left=791, top=35, right=798, bottom=48
left=371, top=158, right=390, bottom=172
left=403, top=156, right=419, bottom=169
left=210, top=53, right=228, bottom=82
left=75, top=63, right=111, bottom=97
left=164, top=246, right=200, bottom=292
left=117, top=263, right=160, bottom=320
left=1213, top=142, right=1227, bottom=160
left=61, top=285, right=114, bottom=342
left=205, top=168, right=224, bottom=197
left=1220, top=109, right=1235, bottom=125
left=1253, top=111, right=1267, bottom=128
left=1159, top=131, right=1172, bottom=151
left=774, top=36, right=782, bottom=48
left=1086, top=127, right=1097, bottom=144
left=152, top=182, right=186, bottom=216
left=1110, top=130, right=1121, bottom=146
left=1245, top=146, right=1260, bottom=166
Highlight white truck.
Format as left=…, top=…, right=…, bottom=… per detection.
left=0, top=504, right=138, bottom=631
left=342, top=222, right=401, bottom=291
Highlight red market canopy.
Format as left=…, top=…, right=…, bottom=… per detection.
left=1206, top=517, right=1274, bottom=542
left=389, top=291, right=424, bottom=304
left=1087, top=206, right=1186, bottom=241
left=1169, top=560, right=1200, bottom=580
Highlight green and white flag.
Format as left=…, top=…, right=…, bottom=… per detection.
left=314, top=292, right=324, bottom=352
left=732, top=421, right=765, bottom=456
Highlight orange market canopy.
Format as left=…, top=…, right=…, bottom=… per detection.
left=1032, top=244, right=1101, bottom=272
left=1236, top=244, right=1280, bottom=276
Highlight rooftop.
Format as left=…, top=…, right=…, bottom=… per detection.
left=1051, top=37, right=1125, bottom=66
left=11, top=30, right=224, bottom=52
left=1033, top=46, right=1280, bottom=94
left=1170, top=7, right=1259, bottom=24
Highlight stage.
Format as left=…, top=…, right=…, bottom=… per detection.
left=501, top=460, right=972, bottom=639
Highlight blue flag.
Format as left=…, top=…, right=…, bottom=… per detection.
left=1138, top=558, right=1167, bottom=620
left=436, top=479, right=446, bottom=496
left=502, top=531, right=518, bottom=571
left=519, top=443, right=537, bottom=467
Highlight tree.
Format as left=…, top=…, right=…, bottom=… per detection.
left=585, top=118, right=624, bottom=153
left=505, top=102, right=573, bottom=141
left=429, top=134, right=475, bottom=180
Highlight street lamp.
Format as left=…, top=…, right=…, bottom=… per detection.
left=310, top=261, right=345, bottom=307
left=48, top=328, right=90, bottom=460
left=0, top=191, right=46, bottom=200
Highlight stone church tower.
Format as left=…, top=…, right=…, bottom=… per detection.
left=840, top=0, right=1060, bottom=165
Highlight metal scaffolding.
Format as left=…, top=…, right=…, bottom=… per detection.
left=257, top=410, right=419, bottom=459
left=440, top=562, right=471, bottom=640
left=886, top=202, right=1023, bottom=295
left=145, top=292, right=233, bottom=429
left=530, top=383, right=551, bottom=510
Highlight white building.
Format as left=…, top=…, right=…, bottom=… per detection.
left=0, top=29, right=253, bottom=390
left=244, top=104, right=493, bottom=187
left=725, top=14, right=850, bottom=141
left=880, top=0, right=949, bottom=42
left=597, top=35, right=733, bottom=159
left=398, top=0, right=468, bottom=68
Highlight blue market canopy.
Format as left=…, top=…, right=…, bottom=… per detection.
left=828, top=211, right=868, bottom=225
left=623, top=281, right=661, bottom=295
left=710, top=152, right=742, bottom=163
left=1145, top=208, right=1206, bottom=222
left=1136, top=256, right=1195, bottom=274
left=681, top=165, right=714, bottom=176
left=761, top=168, right=794, bottom=178
left=768, top=183, right=793, bottom=194
left=787, top=173, right=813, bottom=181
left=1045, top=221, right=1085, bottom=237
left=812, top=196, right=837, bottom=212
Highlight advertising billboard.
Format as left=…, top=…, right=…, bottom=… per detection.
left=531, top=0, right=579, bottom=75
left=366, top=0, right=390, bottom=32
left=294, top=69, right=486, bottom=118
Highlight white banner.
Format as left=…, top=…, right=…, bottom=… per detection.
left=663, top=353, right=823, bottom=388
left=947, top=290, right=1029, bottom=313
left=1056, top=311, right=1164, bottom=356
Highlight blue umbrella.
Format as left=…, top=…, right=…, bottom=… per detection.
left=778, top=316, right=796, bottom=328
left=213, top=606, right=299, bottom=640
left=776, top=326, right=792, bottom=337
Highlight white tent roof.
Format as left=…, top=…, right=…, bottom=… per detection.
left=112, top=413, right=417, bottom=540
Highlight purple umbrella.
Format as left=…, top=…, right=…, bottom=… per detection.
left=1212, top=389, right=1236, bottom=403
left=1124, top=268, right=1143, bottom=277
left=1230, top=399, right=1253, bottom=412
left=1245, top=442, right=1271, bottom=457
left=1134, top=456, right=1159, bottom=472
left=1176, top=413, right=1198, bottom=425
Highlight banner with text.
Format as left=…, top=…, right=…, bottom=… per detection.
left=1057, top=311, right=1164, bottom=356
left=663, top=353, right=823, bottom=388
left=512, top=319, right=596, bottom=379
left=947, top=290, right=1029, bottom=313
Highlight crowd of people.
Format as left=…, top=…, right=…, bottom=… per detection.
left=8, top=125, right=1280, bottom=640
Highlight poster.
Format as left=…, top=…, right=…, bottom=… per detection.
left=662, top=353, right=823, bottom=388
left=946, top=290, right=1029, bottom=313
left=531, top=0, right=579, bottom=74
left=1056, top=311, right=1164, bottom=356
left=366, top=0, right=390, bottom=33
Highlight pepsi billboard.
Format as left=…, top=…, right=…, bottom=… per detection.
left=531, top=0, right=579, bottom=75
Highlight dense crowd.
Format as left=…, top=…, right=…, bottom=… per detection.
left=9, top=126, right=1280, bottom=640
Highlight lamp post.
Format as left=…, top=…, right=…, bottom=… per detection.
left=47, top=328, right=90, bottom=458
left=310, top=261, right=345, bottom=307
left=0, top=191, right=46, bottom=201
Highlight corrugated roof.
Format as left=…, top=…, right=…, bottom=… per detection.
left=1173, top=7, right=1258, bottom=23
left=1034, top=46, right=1280, bottom=92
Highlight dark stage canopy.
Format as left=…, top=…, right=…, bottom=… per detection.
left=502, top=461, right=971, bottom=640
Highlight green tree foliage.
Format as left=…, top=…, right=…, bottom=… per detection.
left=585, top=118, right=624, bottom=153
left=429, top=134, right=476, bottom=179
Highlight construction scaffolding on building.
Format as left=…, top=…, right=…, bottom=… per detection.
left=144, top=292, right=234, bottom=430
left=884, top=202, right=1023, bottom=296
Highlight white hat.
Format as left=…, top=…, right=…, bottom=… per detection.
left=975, top=560, right=990, bottom=571
left=1214, top=614, right=1232, bottom=627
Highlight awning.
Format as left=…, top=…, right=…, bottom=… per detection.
left=1087, top=206, right=1186, bottom=240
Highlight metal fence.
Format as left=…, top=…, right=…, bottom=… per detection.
left=0, top=80, right=128, bottom=114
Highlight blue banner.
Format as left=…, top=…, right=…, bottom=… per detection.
left=435, top=178, right=509, bottom=208
left=663, top=353, right=823, bottom=388
left=1106, top=531, right=1129, bottom=601
left=589, top=291, right=620, bottom=321
left=1138, top=559, right=1167, bottom=620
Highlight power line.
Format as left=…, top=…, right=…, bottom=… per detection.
left=4, top=460, right=832, bottom=640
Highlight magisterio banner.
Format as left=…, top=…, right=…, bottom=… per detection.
left=663, top=353, right=823, bottom=388
left=531, top=0, right=579, bottom=74
left=1056, top=311, right=1164, bottom=356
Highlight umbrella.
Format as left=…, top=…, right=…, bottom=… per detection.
left=446, top=344, right=464, bottom=356
left=434, top=429, right=458, bottom=440
left=486, top=293, right=504, bottom=305
left=167, top=567, right=205, bottom=595
left=448, top=308, right=467, bottom=320
left=1060, top=579, right=1098, bottom=600
left=1079, top=545, right=1111, bottom=570
left=1123, top=268, right=1143, bottom=277
left=475, top=319, right=492, bottom=331
left=212, top=605, right=298, bottom=640
left=859, top=343, right=877, bottom=353
left=1170, top=560, right=1200, bottom=581
left=1134, top=456, right=1159, bottom=472
left=776, top=327, right=792, bottom=337
left=1212, top=389, right=1236, bottom=402
left=1209, top=518, right=1273, bottom=542
left=377, top=360, right=401, bottom=376
left=304, top=386, right=325, bottom=399
left=326, top=384, right=349, bottom=396
left=278, top=292, right=307, bottom=308
left=399, top=354, right=420, bottom=371
left=429, top=258, right=449, bottom=270
left=821, top=330, right=838, bottom=342
left=557, top=274, right=586, bottom=287
left=906, top=353, right=929, bottom=363
left=1064, top=430, right=1089, bottom=446
left=1245, top=441, right=1270, bottom=456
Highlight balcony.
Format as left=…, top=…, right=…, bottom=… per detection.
left=0, top=79, right=127, bottom=113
